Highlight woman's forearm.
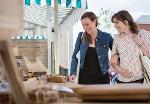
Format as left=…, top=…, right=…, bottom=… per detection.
left=110, top=55, right=121, bottom=72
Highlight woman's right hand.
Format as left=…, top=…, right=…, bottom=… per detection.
left=69, top=75, right=76, bottom=83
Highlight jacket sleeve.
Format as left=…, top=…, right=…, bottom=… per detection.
left=70, top=32, right=83, bottom=75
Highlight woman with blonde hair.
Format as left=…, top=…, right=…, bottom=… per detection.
left=69, top=12, right=113, bottom=84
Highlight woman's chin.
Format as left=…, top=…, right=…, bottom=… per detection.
left=86, top=31, right=91, bottom=34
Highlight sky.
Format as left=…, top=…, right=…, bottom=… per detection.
left=87, top=0, right=150, bottom=19
left=40, top=0, right=150, bottom=19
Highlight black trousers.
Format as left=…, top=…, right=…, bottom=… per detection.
left=115, top=78, right=144, bottom=84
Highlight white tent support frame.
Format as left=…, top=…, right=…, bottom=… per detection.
left=24, top=2, right=85, bottom=75
left=54, top=0, right=59, bottom=74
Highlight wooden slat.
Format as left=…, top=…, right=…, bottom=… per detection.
left=0, top=41, right=29, bottom=104
left=76, top=84, right=150, bottom=102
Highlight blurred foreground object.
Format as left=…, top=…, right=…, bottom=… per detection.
left=76, top=84, right=150, bottom=102
left=0, top=0, right=29, bottom=104
left=0, top=0, right=23, bottom=38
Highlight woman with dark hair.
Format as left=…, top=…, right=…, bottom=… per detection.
left=69, top=12, right=113, bottom=84
left=110, top=10, right=150, bottom=83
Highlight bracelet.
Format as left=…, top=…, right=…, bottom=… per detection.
left=138, top=41, right=144, bottom=47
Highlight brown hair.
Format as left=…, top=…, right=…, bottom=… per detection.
left=81, top=12, right=98, bottom=42
left=111, top=10, right=138, bottom=34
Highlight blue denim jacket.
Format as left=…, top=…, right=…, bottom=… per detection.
left=70, top=29, right=113, bottom=75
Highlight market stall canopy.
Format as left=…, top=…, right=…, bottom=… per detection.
left=12, top=4, right=84, bottom=40
left=25, top=0, right=88, bottom=9
left=24, top=4, right=80, bottom=27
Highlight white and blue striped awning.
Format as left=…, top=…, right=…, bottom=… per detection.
left=25, top=0, right=88, bottom=9
left=12, top=0, right=86, bottom=40
left=24, top=4, right=75, bottom=27
left=12, top=34, right=48, bottom=40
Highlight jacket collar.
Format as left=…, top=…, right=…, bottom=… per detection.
left=97, top=29, right=102, bottom=39
left=86, top=29, right=102, bottom=41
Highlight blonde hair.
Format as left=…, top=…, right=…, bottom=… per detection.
left=81, top=32, right=91, bottom=43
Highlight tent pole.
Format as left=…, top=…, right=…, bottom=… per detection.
left=54, top=0, right=59, bottom=74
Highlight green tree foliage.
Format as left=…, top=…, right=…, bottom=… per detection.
left=98, top=8, right=113, bottom=30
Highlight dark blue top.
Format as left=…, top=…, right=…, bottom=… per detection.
left=70, top=29, right=113, bottom=75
